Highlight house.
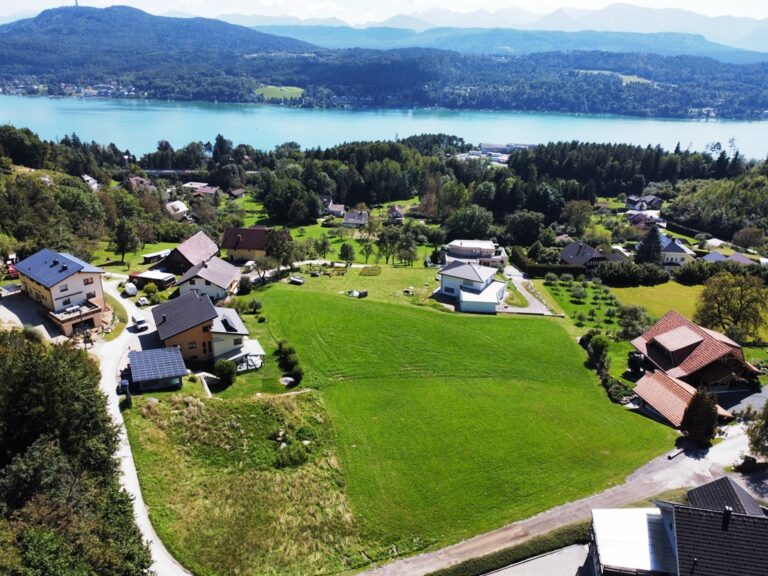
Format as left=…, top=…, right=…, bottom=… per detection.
left=176, top=256, right=240, bottom=301
left=82, top=174, right=99, bottom=192
left=437, top=261, right=507, bottom=314
left=211, top=306, right=265, bottom=372
left=128, top=269, right=176, bottom=291
left=702, top=250, right=729, bottom=263
left=15, top=248, right=105, bottom=336
left=328, top=202, right=346, bottom=218
left=220, top=226, right=269, bottom=262
left=387, top=205, right=405, bottom=225
left=188, top=185, right=221, bottom=198
left=343, top=210, right=369, bottom=228
left=443, top=239, right=508, bottom=267
left=559, top=241, right=606, bottom=272
left=181, top=181, right=209, bottom=192
left=125, top=176, right=153, bottom=192
left=164, top=200, right=189, bottom=221
left=626, top=194, right=663, bottom=211
left=727, top=252, right=757, bottom=266
left=142, top=249, right=171, bottom=265
left=160, top=231, right=219, bottom=274
left=631, top=310, right=760, bottom=390
left=588, top=477, right=768, bottom=576
left=152, top=291, right=218, bottom=361
left=660, top=235, right=696, bottom=269
left=625, top=211, right=666, bottom=230
left=633, top=370, right=732, bottom=428
left=128, top=348, right=187, bottom=392
left=227, top=188, right=246, bottom=199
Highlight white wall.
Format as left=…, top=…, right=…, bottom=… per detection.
left=212, top=332, right=245, bottom=358
left=50, top=272, right=104, bottom=312
left=178, top=279, right=227, bottom=302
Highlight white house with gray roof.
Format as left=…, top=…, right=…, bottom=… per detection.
left=437, top=261, right=506, bottom=314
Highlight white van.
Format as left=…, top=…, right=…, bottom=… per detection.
left=243, top=260, right=256, bottom=273
left=123, top=282, right=138, bottom=296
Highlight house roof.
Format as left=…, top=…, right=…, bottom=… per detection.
left=128, top=348, right=187, bottom=383
left=228, top=188, right=246, bottom=197
left=728, top=252, right=757, bottom=265
left=703, top=251, right=728, bottom=262
left=688, top=477, right=765, bottom=517
left=631, top=310, right=755, bottom=380
left=344, top=210, right=369, bottom=225
left=662, top=236, right=695, bottom=256
left=190, top=185, right=221, bottom=196
left=173, top=231, right=218, bottom=267
left=447, top=239, right=496, bottom=251
left=591, top=508, right=677, bottom=574
left=164, top=200, right=188, bottom=215
left=221, top=226, right=269, bottom=252
left=634, top=370, right=731, bottom=427
left=388, top=205, right=405, bottom=217
left=559, top=241, right=604, bottom=267
left=152, top=291, right=218, bottom=341
left=329, top=202, right=345, bottom=213
left=673, top=504, right=768, bottom=576
left=212, top=306, right=249, bottom=336
left=177, top=256, right=240, bottom=290
left=439, top=260, right=497, bottom=283
left=15, top=248, right=103, bottom=288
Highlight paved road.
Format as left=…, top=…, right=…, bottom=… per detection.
left=92, top=281, right=192, bottom=576
left=501, top=265, right=555, bottom=316
left=361, top=426, right=762, bottom=576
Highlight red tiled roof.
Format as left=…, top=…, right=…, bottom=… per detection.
left=630, top=310, right=756, bottom=380
left=221, top=227, right=269, bottom=251
left=634, top=371, right=731, bottom=427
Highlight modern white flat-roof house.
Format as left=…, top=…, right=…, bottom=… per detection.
left=443, top=239, right=508, bottom=267
left=437, top=261, right=506, bottom=314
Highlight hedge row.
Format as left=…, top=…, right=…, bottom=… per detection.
left=665, top=220, right=707, bottom=239
left=427, top=521, right=591, bottom=576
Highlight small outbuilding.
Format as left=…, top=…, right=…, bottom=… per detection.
left=128, top=348, right=187, bottom=392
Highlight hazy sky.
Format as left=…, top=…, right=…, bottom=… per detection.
left=3, top=0, right=767, bottom=23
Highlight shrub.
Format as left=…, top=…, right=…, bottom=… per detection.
left=544, top=272, right=558, bottom=286
left=188, top=375, right=197, bottom=383
left=588, top=335, right=611, bottom=371
left=277, top=341, right=295, bottom=356
left=143, top=282, right=158, bottom=296
left=275, top=443, right=308, bottom=468
left=214, top=359, right=237, bottom=390
left=596, top=261, right=669, bottom=287
left=257, top=316, right=266, bottom=323
left=279, top=353, right=299, bottom=372
left=359, top=266, right=382, bottom=277
left=288, top=365, right=304, bottom=385
left=248, top=299, right=263, bottom=314
left=601, top=375, right=633, bottom=403
left=239, top=275, right=252, bottom=295
left=559, top=273, right=574, bottom=286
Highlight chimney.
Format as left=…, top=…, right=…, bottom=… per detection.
left=722, top=505, right=733, bottom=530
left=161, top=314, right=167, bottom=324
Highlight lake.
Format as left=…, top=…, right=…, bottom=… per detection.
left=2, top=94, right=767, bottom=159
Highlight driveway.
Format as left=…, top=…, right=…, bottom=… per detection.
left=90, top=280, right=192, bottom=576
left=486, top=545, right=588, bottom=576
left=717, top=388, right=768, bottom=413
left=360, top=427, right=764, bottom=576
left=501, top=266, right=556, bottom=316
left=0, top=290, right=67, bottom=342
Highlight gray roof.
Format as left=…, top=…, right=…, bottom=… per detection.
left=177, top=256, right=240, bottom=290
left=439, top=260, right=497, bottom=283
left=15, top=248, right=102, bottom=288
left=559, top=242, right=604, bottom=267
left=343, top=210, right=369, bottom=226
left=703, top=251, right=728, bottom=262
left=688, top=477, right=765, bottom=517
left=212, top=307, right=249, bottom=336
left=152, top=291, right=218, bottom=341
left=173, top=231, right=219, bottom=266
left=728, top=252, right=757, bottom=265
left=129, top=348, right=187, bottom=383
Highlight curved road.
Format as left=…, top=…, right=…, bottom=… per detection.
left=92, top=280, right=193, bottom=576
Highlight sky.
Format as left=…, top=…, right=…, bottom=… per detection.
left=2, top=0, right=767, bottom=23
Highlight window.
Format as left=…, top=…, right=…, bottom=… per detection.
left=188, top=341, right=197, bottom=350
left=86, top=292, right=96, bottom=299
left=444, top=287, right=455, bottom=294
left=83, top=277, right=94, bottom=286
left=62, top=298, right=71, bottom=306
left=203, top=325, right=211, bottom=333
left=205, top=280, right=211, bottom=286
left=60, top=284, right=68, bottom=292
left=234, top=338, right=242, bottom=346
left=462, top=279, right=474, bottom=287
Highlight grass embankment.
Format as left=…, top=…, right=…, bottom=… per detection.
left=255, top=85, right=305, bottom=100
left=103, top=293, right=127, bottom=342
left=92, top=241, right=177, bottom=273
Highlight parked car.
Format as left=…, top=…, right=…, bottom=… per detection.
left=132, top=316, right=149, bottom=332
left=123, top=282, right=138, bottom=297
left=5, top=264, right=19, bottom=279
left=115, top=379, right=130, bottom=396
left=288, top=276, right=305, bottom=285
left=136, top=296, right=150, bottom=306
left=243, top=260, right=256, bottom=273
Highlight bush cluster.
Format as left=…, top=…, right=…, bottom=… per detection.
left=276, top=340, right=304, bottom=385
left=595, top=261, right=669, bottom=287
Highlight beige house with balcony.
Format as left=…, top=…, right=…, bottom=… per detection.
left=15, top=249, right=105, bottom=337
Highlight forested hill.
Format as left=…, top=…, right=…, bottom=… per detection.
left=0, top=6, right=315, bottom=70
left=251, top=26, right=768, bottom=64
left=1, top=7, right=768, bottom=119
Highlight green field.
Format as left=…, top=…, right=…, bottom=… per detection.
left=92, top=240, right=178, bottom=273
left=610, top=282, right=702, bottom=321
left=254, top=85, right=305, bottom=101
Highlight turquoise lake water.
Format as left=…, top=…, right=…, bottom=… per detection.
left=1, top=94, right=766, bottom=158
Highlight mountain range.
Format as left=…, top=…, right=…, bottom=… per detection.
left=251, top=26, right=767, bottom=64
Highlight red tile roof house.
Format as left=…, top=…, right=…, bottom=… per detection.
left=159, top=231, right=219, bottom=274
left=220, top=226, right=269, bottom=262
left=631, top=310, right=760, bottom=392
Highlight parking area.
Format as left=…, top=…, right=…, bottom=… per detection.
left=718, top=388, right=768, bottom=414
left=0, top=291, right=67, bottom=342
left=486, top=545, right=589, bottom=576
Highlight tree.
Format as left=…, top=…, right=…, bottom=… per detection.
left=571, top=285, right=587, bottom=303
left=588, top=334, right=611, bottom=371
left=503, top=210, right=544, bottom=246
left=635, top=225, right=662, bottom=265
left=747, top=402, right=768, bottom=459
left=239, top=275, right=252, bottom=295
left=617, top=305, right=652, bottom=339
left=339, top=242, right=355, bottom=266
left=252, top=255, right=276, bottom=284
left=471, top=181, right=496, bottom=208
left=694, top=272, right=768, bottom=342
left=732, top=227, right=765, bottom=249
left=265, top=228, right=294, bottom=267
left=113, top=218, right=139, bottom=263
left=445, top=205, right=493, bottom=240
left=360, top=240, right=375, bottom=263
left=680, top=389, right=718, bottom=446
left=397, top=234, right=418, bottom=266
left=316, top=234, right=331, bottom=259
left=214, top=359, right=237, bottom=390
left=376, top=226, right=402, bottom=264
left=560, top=200, right=593, bottom=236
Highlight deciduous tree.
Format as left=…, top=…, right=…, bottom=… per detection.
left=694, top=272, right=768, bottom=342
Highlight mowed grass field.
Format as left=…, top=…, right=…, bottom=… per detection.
left=609, top=282, right=702, bottom=321
left=255, top=85, right=305, bottom=100
left=256, top=285, right=675, bottom=544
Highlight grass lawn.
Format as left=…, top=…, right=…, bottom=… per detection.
left=255, top=286, right=674, bottom=545
left=103, top=293, right=127, bottom=342
left=254, top=85, right=305, bottom=100
left=609, top=282, right=702, bottom=321
left=92, top=241, right=178, bottom=273
left=533, top=279, right=621, bottom=338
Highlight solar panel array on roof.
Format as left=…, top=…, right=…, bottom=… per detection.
left=128, top=348, right=187, bottom=383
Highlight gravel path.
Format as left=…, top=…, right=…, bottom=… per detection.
left=361, top=427, right=760, bottom=576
